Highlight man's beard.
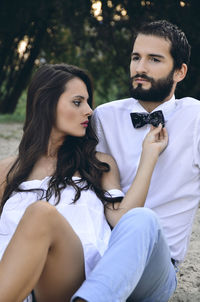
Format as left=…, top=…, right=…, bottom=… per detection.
left=129, top=69, right=174, bottom=102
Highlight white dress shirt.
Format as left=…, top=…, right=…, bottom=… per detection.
left=92, top=95, right=200, bottom=263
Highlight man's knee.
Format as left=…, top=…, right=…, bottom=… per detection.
left=110, top=207, right=162, bottom=247
left=119, top=207, right=160, bottom=229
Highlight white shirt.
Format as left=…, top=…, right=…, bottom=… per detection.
left=92, top=95, right=200, bottom=263
left=0, top=176, right=123, bottom=279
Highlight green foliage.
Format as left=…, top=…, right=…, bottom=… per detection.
left=0, top=92, right=26, bottom=123
left=0, top=0, right=92, bottom=113
left=1, top=0, right=200, bottom=116
left=41, top=0, right=200, bottom=101
left=0, top=0, right=59, bottom=113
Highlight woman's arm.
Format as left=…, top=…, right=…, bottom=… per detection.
left=0, top=156, right=16, bottom=204
left=101, top=124, right=168, bottom=228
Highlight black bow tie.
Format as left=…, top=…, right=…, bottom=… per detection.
left=130, top=110, right=165, bottom=128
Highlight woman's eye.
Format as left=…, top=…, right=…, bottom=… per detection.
left=73, top=100, right=81, bottom=106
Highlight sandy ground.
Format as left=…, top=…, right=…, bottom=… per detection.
left=0, top=123, right=199, bottom=301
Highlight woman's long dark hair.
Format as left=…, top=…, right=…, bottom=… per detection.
left=0, top=64, right=111, bottom=214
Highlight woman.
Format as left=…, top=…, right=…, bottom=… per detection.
left=0, top=63, right=168, bottom=302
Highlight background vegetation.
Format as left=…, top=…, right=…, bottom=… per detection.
left=0, top=0, right=200, bottom=122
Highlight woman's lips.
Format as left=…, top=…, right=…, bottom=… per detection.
left=81, top=121, right=89, bottom=127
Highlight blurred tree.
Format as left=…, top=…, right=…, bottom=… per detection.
left=79, top=0, right=200, bottom=102
left=43, top=0, right=200, bottom=104
left=0, top=0, right=53, bottom=113
left=0, top=0, right=91, bottom=113
left=0, top=0, right=200, bottom=113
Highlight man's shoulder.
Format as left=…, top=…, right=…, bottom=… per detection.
left=94, top=97, right=135, bottom=114
left=175, top=97, right=200, bottom=122
left=176, top=96, right=200, bottom=108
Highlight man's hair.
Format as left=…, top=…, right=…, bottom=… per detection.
left=133, top=20, right=191, bottom=69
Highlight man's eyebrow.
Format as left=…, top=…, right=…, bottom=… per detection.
left=148, top=54, right=165, bottom=59
left=131, top=52, right=165, bottom=59
left=131, top=52, right=139, bottom=57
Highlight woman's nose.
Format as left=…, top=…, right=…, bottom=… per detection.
left=85, top=103, right=93, bottom=116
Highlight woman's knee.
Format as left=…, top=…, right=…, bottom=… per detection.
left=25, top=201, right=56, bottom=219
left=22, top=201, right=57, bottom=234
left=24, top=201, right=78, bottom=244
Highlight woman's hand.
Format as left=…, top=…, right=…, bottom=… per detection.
left=103, top=123, right=168, bottom=227
left=142, top=123, right=168, bottom=159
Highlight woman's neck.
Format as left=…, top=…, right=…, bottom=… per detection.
left=47, top=131, right=65, bottom=157
left=26, top=156, right=57, bottom=181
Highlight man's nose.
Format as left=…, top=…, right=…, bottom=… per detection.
left=135, top=58, right=148, bottom=74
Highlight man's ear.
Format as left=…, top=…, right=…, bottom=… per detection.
left=173, top=63, right=188, bottom=83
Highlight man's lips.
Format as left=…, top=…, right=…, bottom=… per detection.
left=134, top=77, right=149, bottom=83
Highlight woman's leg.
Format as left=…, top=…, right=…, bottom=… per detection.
left=0, top=201, right=85, bottom=302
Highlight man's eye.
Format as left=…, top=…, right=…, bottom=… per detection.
left=73, top=100, right=81, bottom=106
left=132, top=56, right=140, bottom=61
left=151, top=57, right=160, bottom=63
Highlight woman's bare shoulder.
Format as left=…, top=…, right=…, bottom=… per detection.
left=0, top=156, right=16, bottom=182
left=96, top=151, right=117, bottom=166
left=0, top=156, right=16, bottom=203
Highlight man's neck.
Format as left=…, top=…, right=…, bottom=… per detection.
left=138, top=95, right=173, bottom=113
left=138, top=101, right=164, bottom=113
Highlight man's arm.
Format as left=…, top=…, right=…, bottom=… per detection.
left=91, top=108, right=110, bottom=154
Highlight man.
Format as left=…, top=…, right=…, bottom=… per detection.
left=72, top=20, right=199, bottom=302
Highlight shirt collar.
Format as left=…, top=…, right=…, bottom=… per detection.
left=132, top=95, right=177, bottom=122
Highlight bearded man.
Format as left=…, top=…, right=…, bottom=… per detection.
left=72, top=20, right=199, bottom=302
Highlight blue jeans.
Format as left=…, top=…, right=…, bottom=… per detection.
left=71, top=208, right=177, bottom=302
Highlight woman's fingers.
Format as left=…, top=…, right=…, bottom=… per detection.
left=147, top=124, right=162, bottom=142
left=149, top=124, right=168, bottom=142
left=144, top=124, right=168, bottom=154
left=160, top=127, right=168, bottom=144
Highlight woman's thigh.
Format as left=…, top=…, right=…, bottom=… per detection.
left=0, top=201, right=85, bottom=302
left=30, top=202, right=85, bottom=302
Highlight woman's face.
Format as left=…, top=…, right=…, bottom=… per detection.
left=53, top=77, right=93, bottom=139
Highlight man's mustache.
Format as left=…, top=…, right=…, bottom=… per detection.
left=131, top=74, right=154, bottom=83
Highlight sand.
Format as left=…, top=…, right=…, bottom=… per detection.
left=0, top=123, right=199, bottom=301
